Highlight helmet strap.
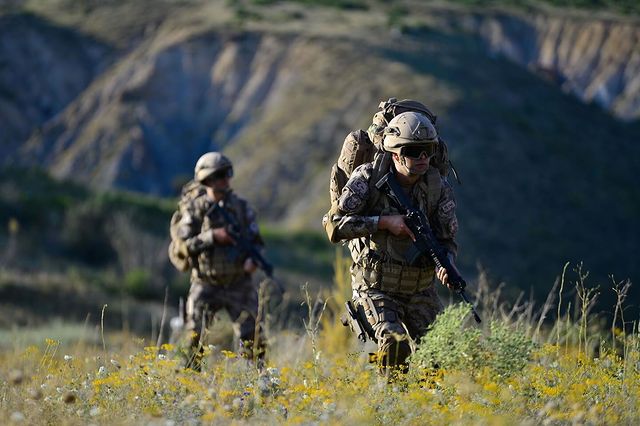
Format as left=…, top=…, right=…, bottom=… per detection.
left=399, top=155, right=411, bottom=174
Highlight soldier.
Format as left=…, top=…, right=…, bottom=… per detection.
left=176, top=152, right=266, bottom=370
left=325, top=111, right=460, bottom=374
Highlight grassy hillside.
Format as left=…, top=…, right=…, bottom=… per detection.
left=377, top=26, right=640, bottom=312
left=222, top=22, right=640, bottom=314
left=0, top=167, right=335, bottom=330
left=0, top=254, right=637, bottom=425
left=1, top=0, right=638, bottom=323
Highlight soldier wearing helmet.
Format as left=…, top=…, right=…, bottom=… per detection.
left=176, top=152, right=266, bottom=370
left=327, top=110, right=460, bottom=375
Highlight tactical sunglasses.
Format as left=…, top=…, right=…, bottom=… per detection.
left=400, top=143, right=438, bottom=159
left=210, top=167, right=233, bottom=180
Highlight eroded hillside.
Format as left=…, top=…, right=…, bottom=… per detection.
left=0, top=13, right=113, bottom=158
left=452, top=9, right=640, bottom=120
left=1, top=0, right=639, bottom=309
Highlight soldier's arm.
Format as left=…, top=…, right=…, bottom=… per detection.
left=244, top=202, right=265, bottom=248
left=431, top=177, right=458, bottom=258
left=177, top=198, right=214, bottom=255
left=324, top=164, right=380, bottom=242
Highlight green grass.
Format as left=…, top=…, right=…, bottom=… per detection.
left=261, top=226, right=337, bottom=282
left=0, top=263, right=638, bottom=424
left=0, top=321, right=99, bottom=350
left=0, top=167, right=338, bottom=332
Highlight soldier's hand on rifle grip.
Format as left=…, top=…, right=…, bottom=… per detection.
left=243, top=258, right=258, bottom=274
left=436, top=261, right=460, bottom=290
left=436, top=266, right=451, bottom=289
left=211, top=227, right=236, bottom=245
left=378, top=215, right=416, bottom=241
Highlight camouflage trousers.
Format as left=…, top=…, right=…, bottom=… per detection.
left=184, top=275, right=265, bottom=370
left=354, top=285, right=443, bottom=372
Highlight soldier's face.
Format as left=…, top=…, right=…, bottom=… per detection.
left=203, top=170, right=232, bottom=192
left=393, top=152, right=430, bottom=176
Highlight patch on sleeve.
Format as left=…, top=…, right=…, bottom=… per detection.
left=338, top=173, right=370, bottom=214
left=346, top=177, right=369, bottom=198
left=249, top=222, right=260, bottom=234
left=339, top=189, right=363, bottom=213
left=449, top=216, right=458, bottom=235
left=440, top=200, right=455, bottom=215
left=245, top=206, right=257, bottom=222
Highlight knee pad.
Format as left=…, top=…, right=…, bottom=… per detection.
left=379, top=334, right=411, bottom=367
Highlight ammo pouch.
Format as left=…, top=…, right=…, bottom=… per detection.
left=196, top=246, right=247, bottom=286
left=360, top=257, right=434, bottom=294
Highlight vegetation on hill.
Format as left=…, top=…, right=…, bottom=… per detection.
left=440, top=0, right=640, bottom=15
left=0, top=251, right=637, bottom=425
left=0, top=167, right=335, bottom=330
left=1, top=0, right=638, bottom=329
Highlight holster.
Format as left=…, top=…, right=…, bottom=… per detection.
left=341, top=300, right=377, bottom=343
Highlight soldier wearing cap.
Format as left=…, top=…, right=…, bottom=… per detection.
left=327, top=111, right=460, bottom=374
left=176, top=152, right=266, bottom=370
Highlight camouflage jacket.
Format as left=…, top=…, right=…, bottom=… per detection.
left=327, top=162, right=458, bottom=293
left=177, top=190, right=262, bottom=286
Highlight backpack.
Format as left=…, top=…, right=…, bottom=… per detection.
left=168, top=180, right=207, bottom=272
left=328, top=98, right=458, bottom=209
left=324, top=99, right=459, bottom=243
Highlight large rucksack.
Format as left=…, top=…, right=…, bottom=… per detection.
left=328, top=98, right=458, bottom=210
left=168, top=180, right=207, bottom=272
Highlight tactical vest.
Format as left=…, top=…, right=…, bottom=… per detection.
left=351, top=166, right=442, bottom=294
left=192, top=194, right=250, bottom=286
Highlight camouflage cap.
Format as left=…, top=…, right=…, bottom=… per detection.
left=383, top=111, right=438, bottom=154
left=194, top=152, right=233, bottom=182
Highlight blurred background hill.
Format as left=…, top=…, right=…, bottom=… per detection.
left=1, top=0, right=639, bottom=335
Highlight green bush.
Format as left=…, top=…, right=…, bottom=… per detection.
left=411, top=304, right=535, bottom=377
left=61, top=200, right=116, bottom=265
left=124, top=268, right=154, bottom=299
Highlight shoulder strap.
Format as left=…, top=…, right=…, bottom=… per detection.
left=425, top=168, right=442, bottom=216
left=365, top=152, right=392, bottom=212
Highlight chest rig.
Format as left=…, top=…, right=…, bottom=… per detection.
left=352, top=167, right=442, bottom=294
left=194, top=194, right=249, bottom=286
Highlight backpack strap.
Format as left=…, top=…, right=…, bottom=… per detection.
left=365, top=152, right=392, bottom=212
left=425, top=168, right=442, bottom=217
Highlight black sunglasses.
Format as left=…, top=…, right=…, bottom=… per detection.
left=400, top=143, right=438, bottom=159
left=210, top=167, right=233, bottom=181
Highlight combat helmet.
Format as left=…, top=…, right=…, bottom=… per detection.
left=383, top=111, right=439, bottom=156
left=194, top=152, right=233, bottom=182
left=367, top=98, right=438, bottom=148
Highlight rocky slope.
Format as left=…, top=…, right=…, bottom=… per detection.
left=0, top=13, right=113, bottom=159
left=2, top=2, right=639, bottom=305
left=453, top=9, right=640, bottom=120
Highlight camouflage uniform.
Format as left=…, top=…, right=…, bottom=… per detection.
left=329, top=161, right=458, bottom=370
left=177, top=189, right=265, bottom=368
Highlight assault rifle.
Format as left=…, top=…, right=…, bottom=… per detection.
left=375, top=170, right=481, bottom=323
left=341, top=300, right=377, bottom=343
left=207, top=200, right=283, bottom=293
